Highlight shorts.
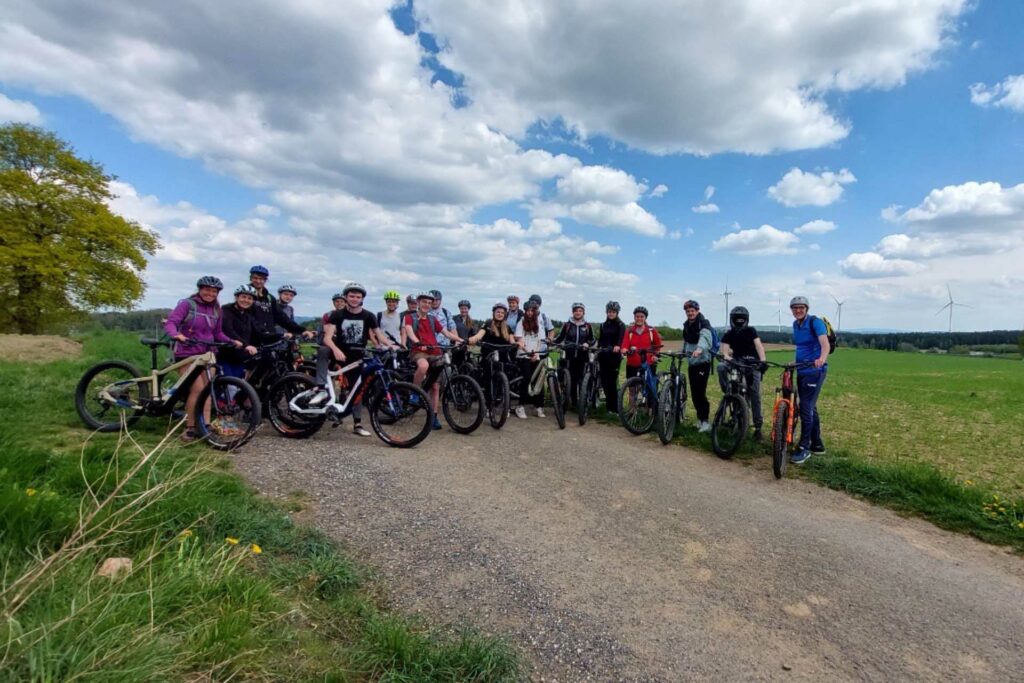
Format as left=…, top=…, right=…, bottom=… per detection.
left=411, top=352, right=444, bottom=366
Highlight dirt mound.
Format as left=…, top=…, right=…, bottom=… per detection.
left=0, top=334, right=82, bottom=362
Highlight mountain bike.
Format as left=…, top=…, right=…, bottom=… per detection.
left=710, top=355, right=762, bottom=459
left=766, top=360, right=815, bottom=478
left=75, top=337, right=261, bottom=450
left=413, top=345, right=486, bottom=434
left=654, top=351, right=688, bottom=445
left=245, top=337, right=310, bottom=409
left=266, top=347, right=432, bottom=448
left=576, top=345, right=614, bottom=426
left=466, top=341, right=517, bottom=429
left=618, top=349, right=660, bottom=435
left=522, top=346, right=567, bottom=429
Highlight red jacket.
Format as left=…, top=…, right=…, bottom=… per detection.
left=622, top=324, right=662, bottom=367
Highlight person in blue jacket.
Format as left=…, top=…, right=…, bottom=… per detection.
left=789, top=295, right=830, bottom=464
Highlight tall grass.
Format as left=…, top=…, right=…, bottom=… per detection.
left=0, top=331, right=521, bottom=681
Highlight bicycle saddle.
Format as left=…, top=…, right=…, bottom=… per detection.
left=140, top=336, right=171, bottom=348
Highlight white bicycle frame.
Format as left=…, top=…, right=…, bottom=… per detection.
left=288, top=358, right=366, bottom=416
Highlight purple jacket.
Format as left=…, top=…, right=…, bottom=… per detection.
left=163, top=295, right=234, bottom=357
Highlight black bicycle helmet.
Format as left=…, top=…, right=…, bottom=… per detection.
left=633, top=306, right=648, bottom=317
left=429, top=289, right=443, bottom=300
left=249, top=265, right=269, bottom=277
left=729, top=306, right=749, bottom=330
left=196, top=275, right=224, bottom=290
left=524, top=300, right=540, bottom=311
left=606, top=300, right=621, bottom=312
left=528, top=293, right=542, bottom=305
left=332, top=292, right=345, bottom=301
left=458, top=299, right=471, bottom=309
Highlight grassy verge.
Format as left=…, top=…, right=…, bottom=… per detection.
left=0, top=331, right=520, bottom=681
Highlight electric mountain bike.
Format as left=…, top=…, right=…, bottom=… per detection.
left=75, top=337, right=261, bottom=450
left=618, top=350, right=660, bottom=435
left=710, top=355, right=762, bottom=458
left=654, top=351, right=688, bottom=445
left=766, top=360, right=815, bottom=478
left=522, top=346, right=567, bottom=429
left=413, top=345, right=486, bottom=434
left=466, top=341, right=517, bottom=429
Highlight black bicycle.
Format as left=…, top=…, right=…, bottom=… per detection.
left=710, top=355, right=763, bottom=458
left=576, top=345, right=612, bottom=426
left=397, top=344, right=485, bottom=434
left=466, top=341, right=517, bottom=429
left=654, top=351, right=688, bottom=445
left=245, top=337, right=309, bottom=409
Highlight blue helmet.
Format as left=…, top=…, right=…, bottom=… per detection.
left=249, top=265, right=270, bottom=277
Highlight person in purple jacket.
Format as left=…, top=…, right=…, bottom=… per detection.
left=163, top=275, right=243, bottom=442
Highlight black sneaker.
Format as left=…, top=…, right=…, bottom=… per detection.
left=753, top=428, right=763, bottom=442
left=811, top=444, right=826, bottom=455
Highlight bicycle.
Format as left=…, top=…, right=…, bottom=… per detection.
left=766, top=360, right=816, bottom=478
left=654, top=351, right=688, bottom=445
left=412, top=345, right=486, bottom=434
left=266, top=347, right=432, bottom=448
left=576, top=345, right=615, bottom=426
left=465, top=341, right=517, bottom=429
left=245, top=337, right=310, bottom=408
left=75, top=337, right=261, bottom=450
left=710, top=355, right=763, bottom=458
left=521, top=345, right=567, bottom=429
left=618, top=349, right=660, bottom=435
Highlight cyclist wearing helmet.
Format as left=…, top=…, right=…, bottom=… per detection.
left=405, top=291, right=462, bottom=429
left=163, top=276, right=244, bottom=442
left=789, top=295, right=829, bottom=464
left=597, top=301, right=626, bottom=413
left=554, top=302, right=595, bottom=408
left=682, top=299, right=714, bottom=433
left=527, top=294, right=556, bottom=341
left=428, top=289, right=458, bottom=350
left=506, top=295, right=523, bottom=330
left=453, top=299, right=478, bottom=367
left=220, top=285, right=261, bottom=379
left=513, top=299, right=548, bottom=419
left=622, top=305, right=663, bottom=383
left=316, top=292, right=346, bottom=345
left=718, top=306, right=768, bottom=440
left=274, top=284, right=299, bottom=336
left=247, top=265, right=312, bottom=344
left=377, top=289, right=405, bottom=347
left=469, top=301, right=515, bottom=348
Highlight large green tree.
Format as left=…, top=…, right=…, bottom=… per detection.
left=0, top=124, right=158, bottom=334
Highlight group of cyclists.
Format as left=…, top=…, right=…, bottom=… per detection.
left=164, top=265, right=831, bottom=465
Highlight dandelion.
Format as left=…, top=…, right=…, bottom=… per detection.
left=25, top=488, right=37, bottom=497
left=964, top=480, right=973, bottom=486
left=250, top=543, right=262, bottom=554
left=225, top=537, right=239, bottom=545
left=1018, top=522, right=1024, bottom=529
left=178, top=529, right=194, bottom=539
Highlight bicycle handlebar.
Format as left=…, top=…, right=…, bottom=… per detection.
left=764, top=360, right=817, bottom=370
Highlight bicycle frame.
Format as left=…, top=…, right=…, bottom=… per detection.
left=98, top=351, right=217, bottom=414
left=288, top=353, right=389, bottom=418
left=770, top=364, right=801, bottom=447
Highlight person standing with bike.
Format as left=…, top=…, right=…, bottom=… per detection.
left=717, top=306, right=767, bottom=440
left=219, top=285, right=260, bottom=379
left=164, top=276, right=246, bottom=442
left=682, top=299, right=714, bottom=433
left=247, top=265, right=313, bottom=345
left=622, top=306, right=662, bottom=383
left=554, top=302, right=594, bottom=409
left=453, top=299, right=478, bottom=368
left=789, top=296, right=829, bottom=464
left=513, top=299, right=548, bottom=419
left=597, top=301, right=626, bottom=413
left=506, top=295, right=524, bottom=331
left=405, top=291, right=462, bottom=429
left=377, top=290, right=406, bottom=347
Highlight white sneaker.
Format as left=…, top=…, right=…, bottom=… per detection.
left=514, top=406, right=527, bottom=419
left=698, top=421, right=711, bottom=433
left=535, top=407, right=546, bottom=418
left=353, top=424, right=371, bottom=437
left=307, top=387, right=330, bottom=407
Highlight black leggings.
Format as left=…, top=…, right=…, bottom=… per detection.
left=688, top=362, right=711, bottom=422
left=598, top=356, right=622, bottom=413
left=566, top=355, right=587, bottom=406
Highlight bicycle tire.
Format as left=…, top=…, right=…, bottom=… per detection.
left=711, top=394, right=748, bottom=459
left=558, top=367, right=571, bottom=413
left=488, top=371, right=510, bottom=430
left=194, top=375, right=261, bottom=451
left=618, top=376, right=655, bottom=435
left=578, top=368, right=593, bottom=425
left=75, top=360, right=145, bottom=432
left=655, top=378, right=677, bottom=445
left=772, top=402, right=790, bottom=479
left=368, top=380, right=433, bottom=448
left=267, top=373, right=326, bottom=439
left=442, top=374, right=485, bottom=434
left=548, top=374, right=566, bottom=429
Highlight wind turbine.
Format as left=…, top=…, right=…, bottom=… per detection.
left=723, top=278, right=733, bottom=322
left=776, top=297, right=782, bottom=332
left=935, top=284, right=969, bottom=333
left=830, top=294, right=845, bottom=334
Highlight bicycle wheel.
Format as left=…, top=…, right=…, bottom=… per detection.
left=368, top=380, right=433, bottom=448
left=442, top=374, right=485, bottom=434
left=711, top=394, right=748, bottom=459
left=655, top=378, right=677, bottom=445
left=578, top=368, right=593, bottom=426
left=558, top=367, right=571, bottom=413
left=488, top=371, right=510, bottom=430
left=267, top=373, right=326, bottom=438
left=771, top=402, right=790, bottom=479
left=618, top=376, right=655, bottom=435
left=75, top=361, right=145, bottom=432
left=547, top=374, right=566, bottom=429
left=194, top=376, right=261, bottom=450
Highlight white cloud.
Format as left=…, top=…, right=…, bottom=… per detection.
left=0, top=93, right=41, bottom=123
left=554, top=280, right=577, bottom=289
left=711, top=225, right=799, bottom=256
left=704, top=185, right=716, bottom=201
left=839, top=252, right=926, bottom=278
left=969, top=75, right=1024, bottom=112
left=668, top=230, right=682, bottom=240
left=794, top=219, right=837, bottom=235
left=691, top=202, right=720, bottom=214
left=649, top=183, right=668, bottom=198
left=768, top=168, right=856, bottom=207
left=417, top=0, right=966, bottom=154
left=895, top=181, right=1024, bottom=232
left=536, top=165, right=667, bottom=236
left=253, top=204, right=280, bottom=217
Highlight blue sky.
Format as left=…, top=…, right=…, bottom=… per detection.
left=1, top=0, right=1022, bottom=330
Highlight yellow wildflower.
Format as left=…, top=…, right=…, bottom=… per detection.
left=225, top=537, right=239, bottom=545
left=178, top=529, right=194, bottom=539
left=25, top=488, right=37, bottom=497
left=964, top=480, right=973, bottom=486
left=250, top=544, right=262, bottom=555
left=1017, top=522, right=1023, bottom=529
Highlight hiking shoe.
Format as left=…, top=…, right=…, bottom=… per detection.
left=811, top=444, right=826, bottom=455
left=753, top=428, right=763, bottom=442
left=790, top=448, right=812, bottom=465
left=697, top=421, right=711, bottom=433
left=353, top=424, right=371, bottom=437
left=308, top=387, right=330, bottom=407
left=514, top=406, right=527, bottom=419
left=432, top=416, right=443, bottom=430
left=535, top=407, right=546, bottom=418
left=180, top=429, right=198, bottom=444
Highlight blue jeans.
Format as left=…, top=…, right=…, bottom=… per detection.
left=217, top=362, right=246, bottom=379
left=797, top=367, right=827, bottom=450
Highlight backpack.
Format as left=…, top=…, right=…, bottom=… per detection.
left=178, top=298, right=218, bottom=333
left=809, top=315, right=838, bottom=354
left=697, top=318, right=720, bottom=355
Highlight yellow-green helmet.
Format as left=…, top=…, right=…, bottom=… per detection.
left=383, top=289, right=401, bottom=301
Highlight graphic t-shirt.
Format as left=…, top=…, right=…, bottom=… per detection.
left=722, top=326, right=759, bottom=359
left=328, top=308, right=378, bottom=353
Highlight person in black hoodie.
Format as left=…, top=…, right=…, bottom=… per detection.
left=596, top=301, right=626, bottom=413
left=219, top=285, right=259, bottom=378
left=554, top=302, right=595, bottom=408
left=247, top=264, right=313, bottom=344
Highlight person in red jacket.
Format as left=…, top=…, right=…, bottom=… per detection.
left=621, top=305, right=663, bottom=381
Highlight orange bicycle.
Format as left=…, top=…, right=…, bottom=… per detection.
left=766, top=361, right=814, bottom=479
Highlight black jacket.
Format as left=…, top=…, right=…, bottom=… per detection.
left=220, top=303, right=255, bottom=364
left=251, top=289, right=304, bottom=342
left=554, top=320, right=595, bottom=360
left=597, top=318, right=626, bottom=362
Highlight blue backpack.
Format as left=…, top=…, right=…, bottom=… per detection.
left=700, top=318, right=721, bottom=355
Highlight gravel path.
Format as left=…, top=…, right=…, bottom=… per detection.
left=234, top=417, right=1024, bottom=681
